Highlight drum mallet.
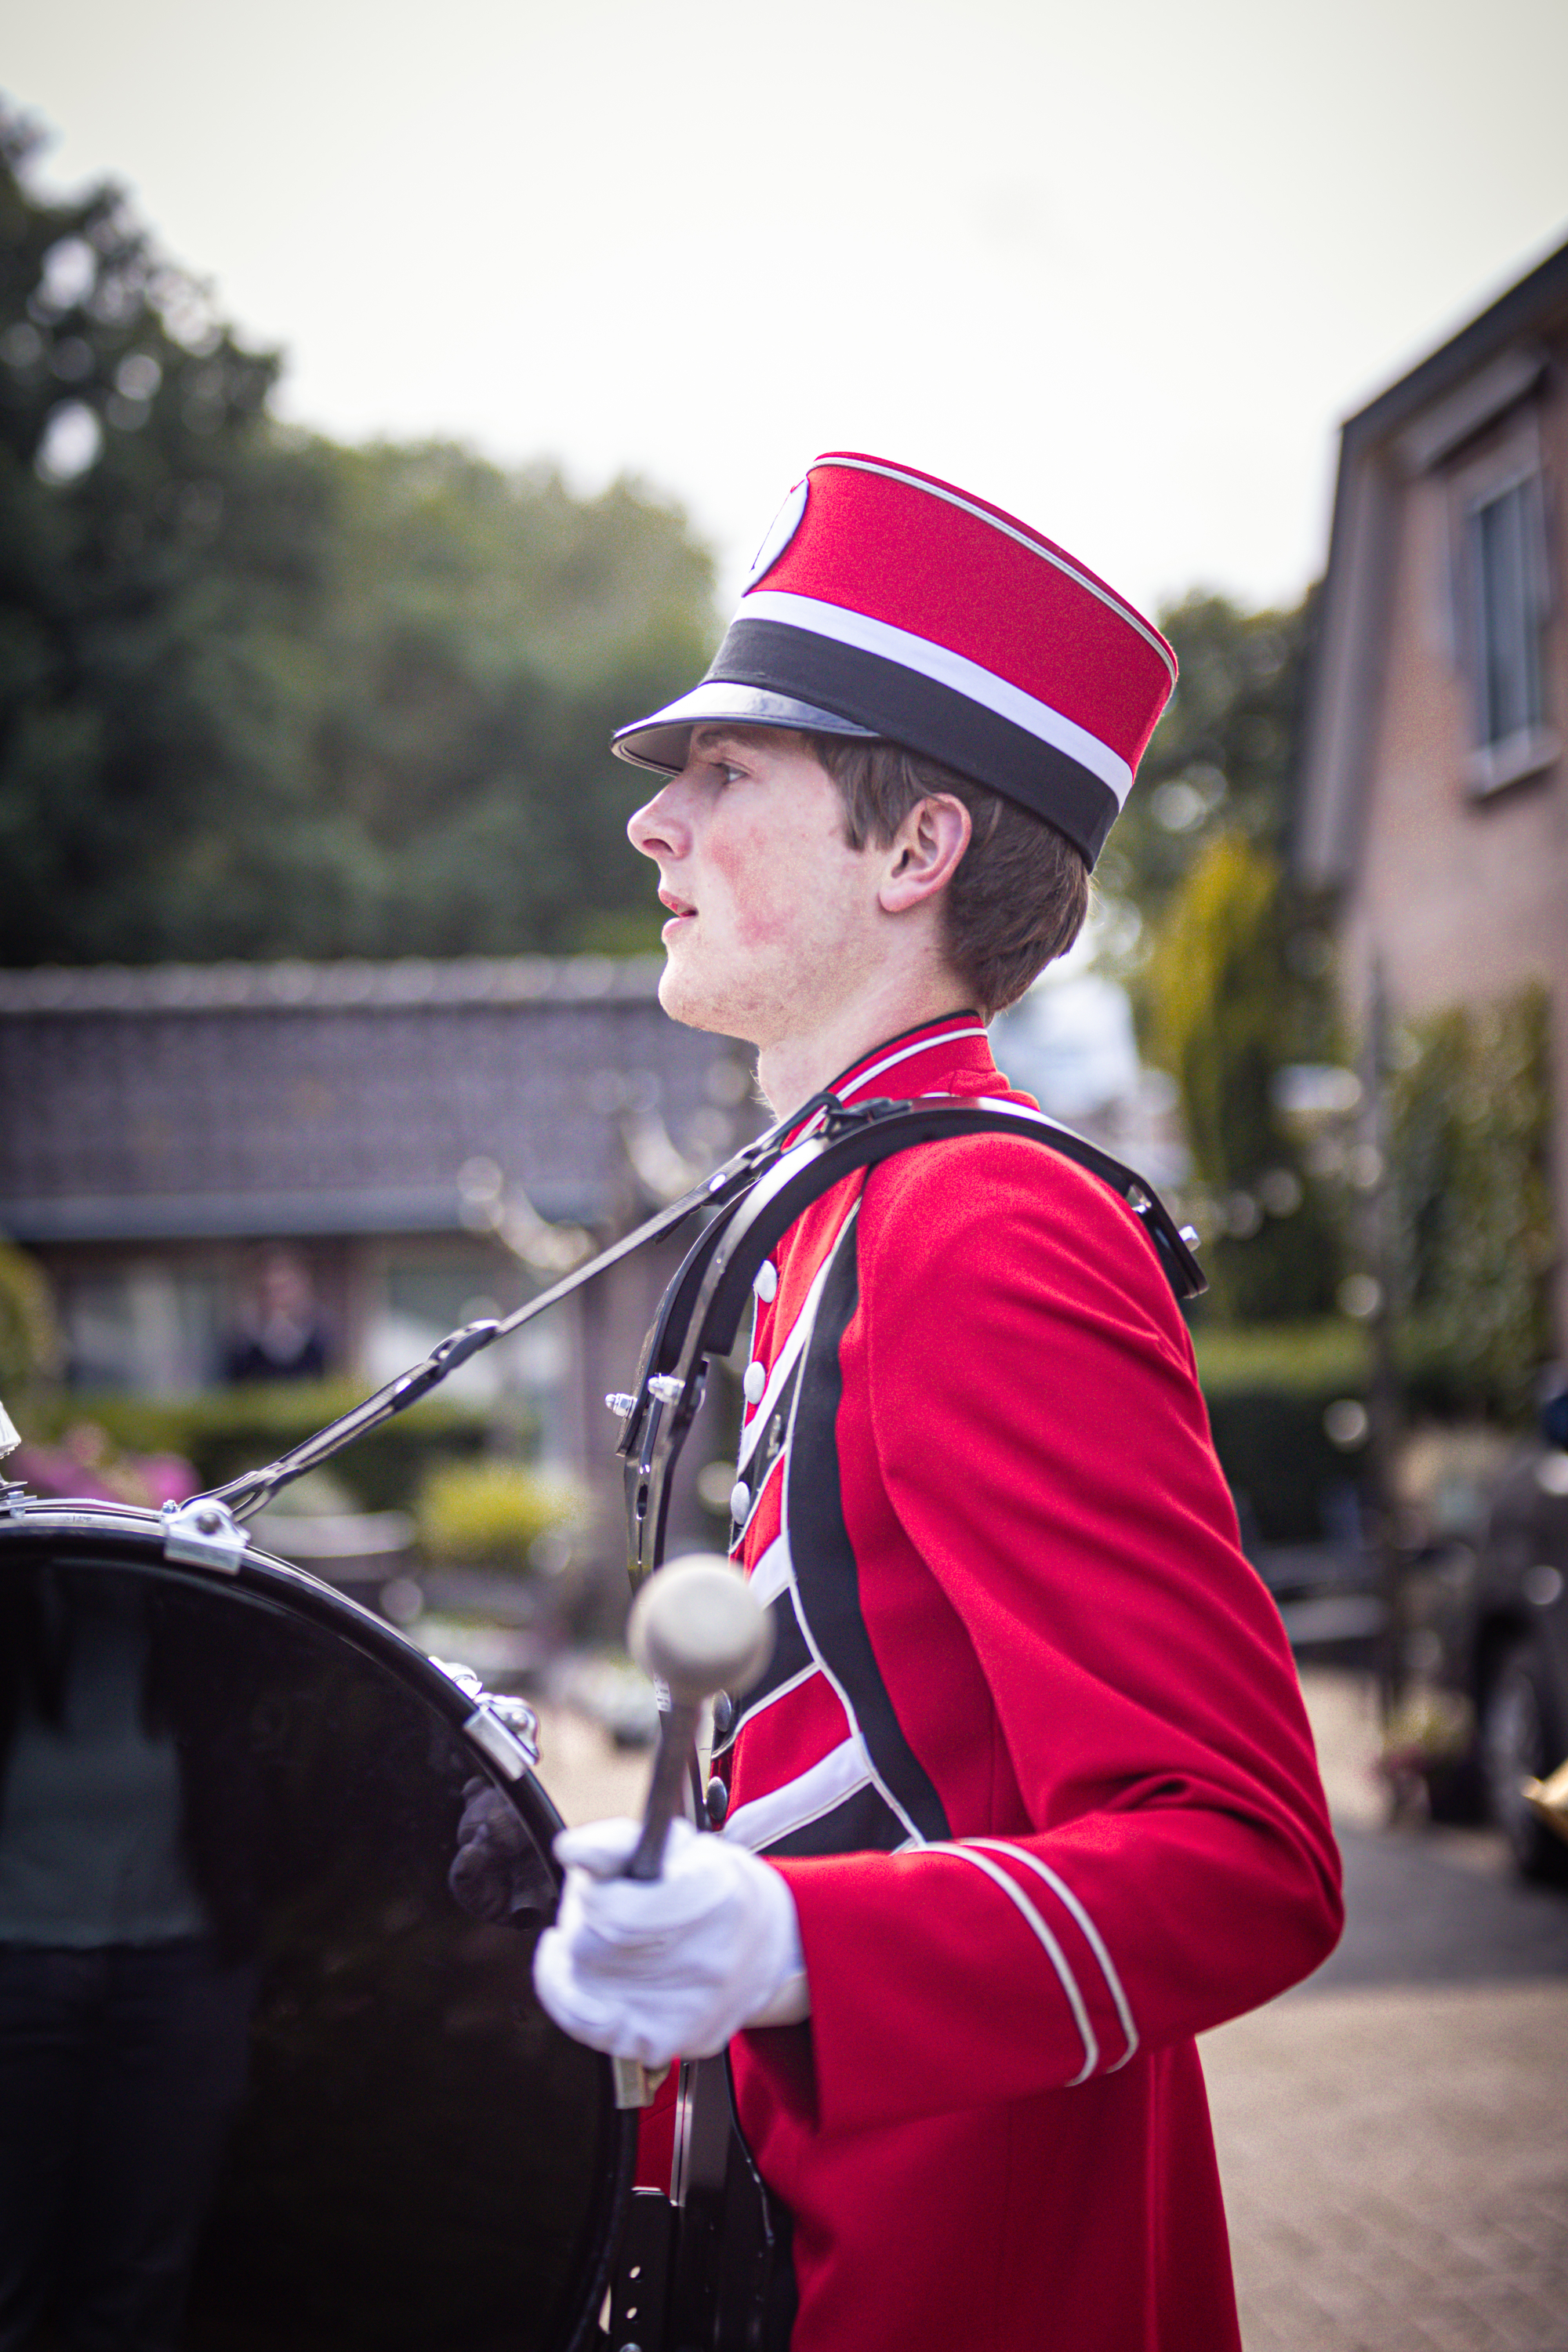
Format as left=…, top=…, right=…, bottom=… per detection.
left=611, top=1555, right=773, bottom=2107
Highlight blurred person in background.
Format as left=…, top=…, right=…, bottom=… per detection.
left=223, top=1249, right=332, bottom=1385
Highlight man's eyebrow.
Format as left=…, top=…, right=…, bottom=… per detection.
left=692, top=724, right=783, bottom=758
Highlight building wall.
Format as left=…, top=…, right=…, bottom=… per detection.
left=0, top=958, right=757, bottom=1599
left=1338, top=361, right=1568, bottom=1347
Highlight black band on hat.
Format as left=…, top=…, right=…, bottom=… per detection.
left=704, top=619, right=1119, bottom=867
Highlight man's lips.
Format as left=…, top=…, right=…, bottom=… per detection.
left=659, top=888, right=696, bottom=930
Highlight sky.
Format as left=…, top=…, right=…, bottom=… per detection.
left=7, top=0, right=1568, bottom=619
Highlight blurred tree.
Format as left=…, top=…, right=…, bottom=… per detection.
left=1101, top=588, right=1345, bottom=1323
left=296, top=440, right=714, bottom=956
left=0, top=103, right=332, bottom=963
left=1101, top=588, right=1319, bottom=946
left=1141, top=830, right=1339, bottom=1321
left=0, top=106, right=717, bottom=964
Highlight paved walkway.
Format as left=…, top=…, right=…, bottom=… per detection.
left=1205, top=1981, right=1567, bottom=2352
left=1203, top=1671, right=1568, bottom=2352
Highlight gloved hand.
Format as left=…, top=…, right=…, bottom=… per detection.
left=448, top=1778, right=556, bottom=1925
left=532, top=1816, right=806, bottom=2067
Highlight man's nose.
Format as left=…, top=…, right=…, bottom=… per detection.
left=627, top=779, right=688, bottom=860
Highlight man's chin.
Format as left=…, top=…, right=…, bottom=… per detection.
left=657, top=958, right=755, bottom=1044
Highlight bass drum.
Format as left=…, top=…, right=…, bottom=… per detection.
left=0, top=1501, right=633, bottom=2352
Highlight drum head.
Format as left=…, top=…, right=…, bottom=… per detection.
left=0, top=1508, right=630, bottom=2352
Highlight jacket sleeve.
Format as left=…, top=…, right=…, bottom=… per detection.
left=765, top=1140, right=1344, bottom=2136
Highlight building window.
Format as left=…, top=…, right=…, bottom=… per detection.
left=1464, top=467, right=1555, bottom=793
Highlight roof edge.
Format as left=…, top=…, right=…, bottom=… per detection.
left=1336, top=232, right=1568, bottom=456
left=0, top=953, right=668, bottom=1016
left=1, top=1182, right=615, bottom=1244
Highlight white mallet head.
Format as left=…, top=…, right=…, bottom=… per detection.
left=627, top=1553, right=774, bottom=1708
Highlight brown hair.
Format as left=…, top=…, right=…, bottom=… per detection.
left=806, top=734, right=1090, bottom=1017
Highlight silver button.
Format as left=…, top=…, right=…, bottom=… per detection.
left=742, top=1361, right=766, bottom=1404
left=729, top=1479, right=751, bottom=1523
left=753, top=1260, right=778, bottom=1302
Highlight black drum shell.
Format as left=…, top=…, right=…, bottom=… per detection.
left=0, top=1499, right=633, bottom=2352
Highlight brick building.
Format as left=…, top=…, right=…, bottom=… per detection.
left=1296, top=237, right=1568, bottom=1346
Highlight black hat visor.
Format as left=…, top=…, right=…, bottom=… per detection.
left=612, top=682, right=877, bottom=777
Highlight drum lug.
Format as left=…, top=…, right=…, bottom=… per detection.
left=462, top=1703, right=537, bottom=1781
left=430, top=1660, right=541, bottom=1776
left=161, top=1494, right=247, bottom=1573
left=485, top=1690, right=542, bottom=1758
left=430, top=1655, right=486, bottom=1700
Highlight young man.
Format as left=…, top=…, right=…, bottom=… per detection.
left=534, top=453, right=1342, bottom=2350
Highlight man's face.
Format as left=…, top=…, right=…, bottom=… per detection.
left=626, top=727, right=888, bottom=1047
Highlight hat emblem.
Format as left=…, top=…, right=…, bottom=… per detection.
left=742, top=476, right=808, bottom=591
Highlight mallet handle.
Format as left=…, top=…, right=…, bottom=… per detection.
left=623, top=1696, right=702, bottom=1882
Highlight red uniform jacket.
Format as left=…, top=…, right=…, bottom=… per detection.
left=695, top=1017, right=1340, bottom=2350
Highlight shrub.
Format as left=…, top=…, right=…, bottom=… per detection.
left=1386, top=985, right=1554, bottom=1423
left=19, top=1382, right=495, bottom=1511
left=1190, top=1319, right=1370, bottom=1394
left=416, top=1460, right=586, bottom=1572
left=0, top=1241, right=64, bottom=1397
left=1139, top=832, right=1340, bottom=1322
left=1192, top=1319, right=1370, bottom=1545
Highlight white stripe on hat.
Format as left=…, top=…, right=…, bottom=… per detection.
left=735, top=590, right=1134, bottom=808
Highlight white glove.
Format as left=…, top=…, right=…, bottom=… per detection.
left=532, top=1816, right=807, bottom=2067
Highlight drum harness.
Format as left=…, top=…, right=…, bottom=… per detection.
left=8, top=1089, right=1200, bottom=2352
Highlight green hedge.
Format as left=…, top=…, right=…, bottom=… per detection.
left=1192, top=1319, right=1370, bottom=1544
left=23, top=1381, right=498, bottom=1511
left=1387, top=986, right=1553, bottom=1424
left=416, top=1461, right=586, bottom=1571
left=1190, top=1320, right=1370, bottom=1395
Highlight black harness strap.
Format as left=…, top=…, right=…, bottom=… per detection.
left=616, top=1091, right=1203, bottom=1588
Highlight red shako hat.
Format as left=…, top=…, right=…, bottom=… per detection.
left=612, top=451, right=1176, bottom=869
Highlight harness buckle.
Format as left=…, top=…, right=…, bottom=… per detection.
left=818, top=1093, right=908, bottom=1139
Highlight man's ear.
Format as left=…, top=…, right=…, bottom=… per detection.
left=877, top=794, right=971, bottom=916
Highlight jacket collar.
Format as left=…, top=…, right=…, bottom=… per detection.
left=826, top=1012, right=999, bottom=1105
